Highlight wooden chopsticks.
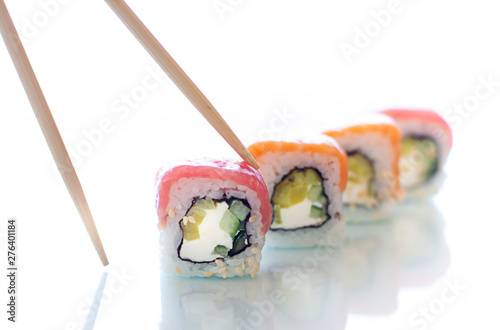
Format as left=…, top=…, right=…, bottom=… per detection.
left=0, top=0, right=109, bottom=266
left=104, top=0, right=260, bottom=169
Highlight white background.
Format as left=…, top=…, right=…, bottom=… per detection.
left=0, top=0, right=499, bottom=329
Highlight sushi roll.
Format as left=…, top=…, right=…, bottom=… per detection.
left=323, top=115, right=405, bottom=222
left=380, top=109, right=453, bottom=199
left=155, top=159, right=272, bottom=278
left=247, top=136, right=348, bottom=248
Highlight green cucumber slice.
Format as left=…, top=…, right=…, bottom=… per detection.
left=401, top=137, right=439, bottom=186
left=273, top=204, right=282, bottom=224
left=220, top=209, right=239, bottom=239
left=213, top=245, right=229, bottom=257
left=309, top=204, right=323, bottom=219
left=229, top=200, right=250, bottom=221
left=307, top=185, right=323, bottom=202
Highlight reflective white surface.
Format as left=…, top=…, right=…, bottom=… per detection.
left=1, top=0, right=500, bottom=329
left=156, top=202, right=448, bottom=330
left=1, top=130, right=499, bottom=330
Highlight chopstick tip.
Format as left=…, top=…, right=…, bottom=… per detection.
left=243, top=151, right=260, bottom=170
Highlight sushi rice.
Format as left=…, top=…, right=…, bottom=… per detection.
left=380, top=109, right=453, bottom=200
left=248, top=136, right=348, bottom=248
left=323, top=115, right=406, bottom=222
left=156, top=160, right=271, bottom=278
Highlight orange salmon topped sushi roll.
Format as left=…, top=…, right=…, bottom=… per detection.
left=155, top=159, right=272, bottom=278
left=380, top=109, right=452, bottom=199
left=323, top=114, right=405, bottom=222
left=248, top=135, right=348, bottom=247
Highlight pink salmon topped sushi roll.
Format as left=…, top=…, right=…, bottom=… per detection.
left=380, top=109, right=453, bottom=199
left=155, top=159, right=272, bottom=278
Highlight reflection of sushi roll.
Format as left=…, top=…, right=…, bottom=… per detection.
left=323, top=115, right=405, bottom=222
left=343, top=221, right=398, bottom=315
left=155, top=159, right=272, bottom=278
left=248, top=136, right=348, bottom=248
left=392, top=203, right=450, bottom=287
left=380, top=109, right=453, bottom=199
left=263, top=248, right=347, bottom=329
left=160, top=275, right=270, bottom=330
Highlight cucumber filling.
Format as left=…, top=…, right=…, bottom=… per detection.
left=271, top=168, right=329, bottom=230
left=344, top=152, right=377, bottom=208
left=399, top=137, right=438, bottom=189
left=178, top=197, right=251, bottom=263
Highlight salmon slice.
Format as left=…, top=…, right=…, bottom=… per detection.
left=247, top=135, right=349, bottom=191
left=380, top=109, right=453, bottom=151
left=323, top=114, right=404, bottom=200
left=155, top=159, right=272, bottom=233
left=323, top=114, right=402, bottom=152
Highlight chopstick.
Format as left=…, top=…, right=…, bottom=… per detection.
left=0, top=0, right=109, bottom=266
left=104, top=0, right=260, bottom=170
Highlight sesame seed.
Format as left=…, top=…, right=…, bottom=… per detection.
left=182, top=217, right=188, bottom=225
left=222, top=272, right=227, bottom=279
left=235, top=267, right=244, bottom=275
left=251, top=248, right=260, bottom=254
left=188, top=216, right=196, bottom=223
left=175, top=266, right=181, bottom=274
left=168, top=209, right=176, bottom=217
left=249, top=216, right=256, bottom=223
left=218, top=267, right=226, bottom=273
left=248, top=258, right=255, bottom=268
left=256, top=262, right=260, bottom=272
left=215, top=259, right=224, bottom=267
left=204, top=272, right=213, bottom=277
left=251, top=268, right=256, bottom=278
